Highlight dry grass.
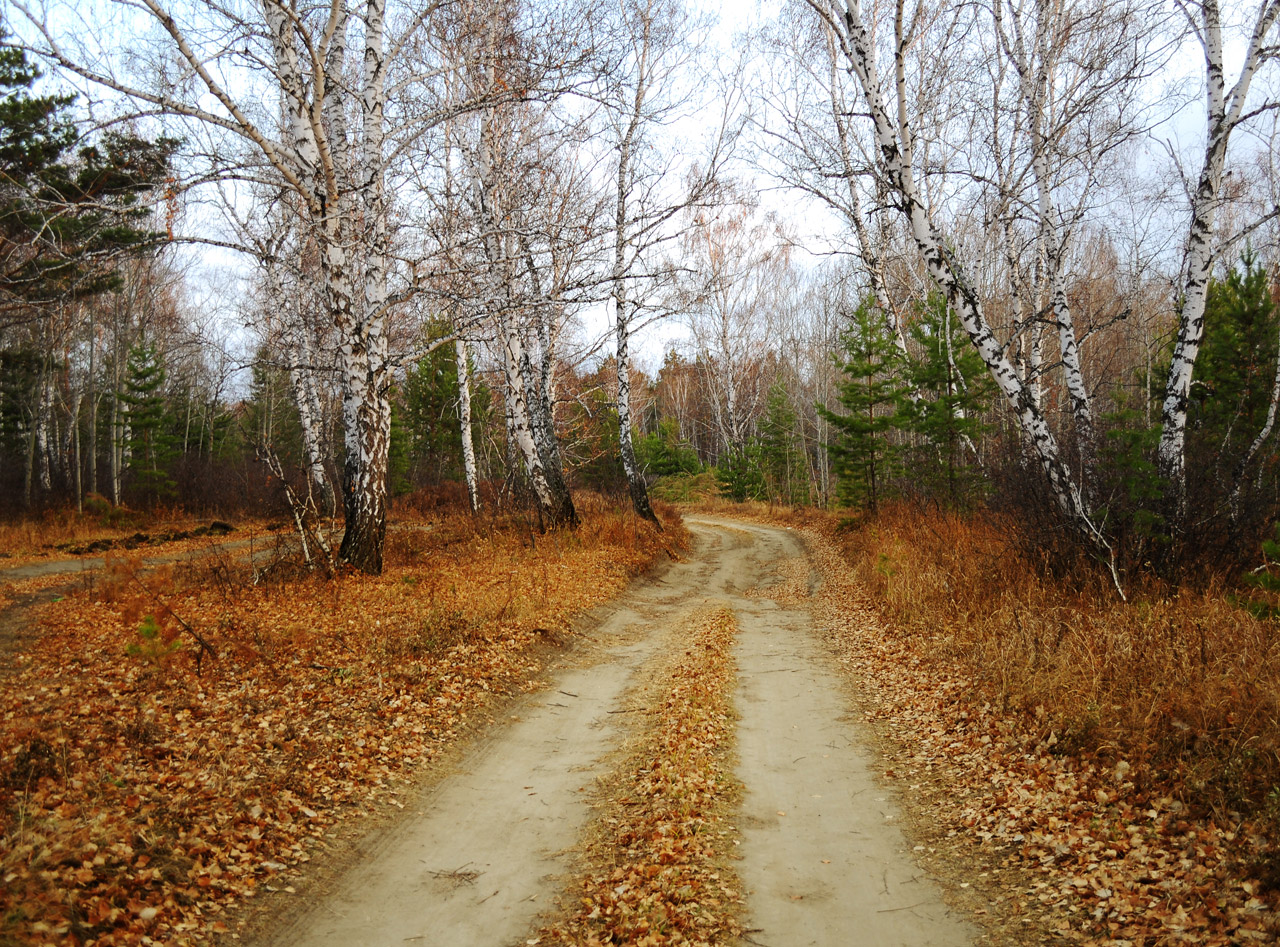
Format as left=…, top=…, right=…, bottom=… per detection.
left=821, top=503, right=1280, bottom=876
left=0, top=500, right=252, bottom=566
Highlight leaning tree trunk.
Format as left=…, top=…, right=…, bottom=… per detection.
left=1157, top=0, right=1279, bottom=506
left=820, top=0, right=1109, bottom=554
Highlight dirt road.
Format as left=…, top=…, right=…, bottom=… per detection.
left=253, top=517, right=976, bottom=947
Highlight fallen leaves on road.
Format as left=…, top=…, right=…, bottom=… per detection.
left=692, top=499, right=1279, bottom=946
left=0, top=498, right=683, bottom=947
left=796, top=522, right=1280, bottom=946
left=538, top=606, right=744, bottom=947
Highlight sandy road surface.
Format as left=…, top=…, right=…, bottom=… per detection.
left=252, top=517, right=975, bottom=947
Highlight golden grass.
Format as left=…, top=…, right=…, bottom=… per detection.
left=826, top=504, right=1280, bottom=843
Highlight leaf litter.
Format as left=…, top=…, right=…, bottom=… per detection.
left=0, top=501, right=684, bottom=947
left=536, top=605, right=744, bottom=947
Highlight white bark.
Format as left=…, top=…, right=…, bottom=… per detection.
left=1158, top=0, right=1280, bottom=497
left=811, top=0, right=1108, bottom=550
left=455, top=337, right=481, bottom=513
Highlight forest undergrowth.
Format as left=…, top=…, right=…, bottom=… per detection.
left=0, top=493, right=686, bottom=947
left=696, top=498, right=1280, bottom=944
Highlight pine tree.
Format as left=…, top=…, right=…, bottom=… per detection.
left=759, top=381, right=810, bottom=506
left=819, top=299, right=907, bottom=513
left=0, top=41, right=178, bottom=311
left=716, top=440, right=768, bottom=502
left=120, top=343, right=177, bottom=502
left=401, top=343, right=490, bottom=489
left=636, top=418, right=702, bottom=478
left=1189, top=252, right=1279, bottom=484
left=900, top=293, right=994, bottom=508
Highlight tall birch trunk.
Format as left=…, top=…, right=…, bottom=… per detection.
left=815, top=0, right=1108, bottom=552
left=1157, top=0, right=1280, bottom=503
left=470, top=92, right=576, bottom=529
left=455, top=337, right=481, bottom=513
left=615, top=291, right=660, bottom=526
left=610, top=6, right=662, bottom=526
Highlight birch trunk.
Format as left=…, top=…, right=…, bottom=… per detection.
left=816, top=0, right=1107, bottom=550
left=455, top=337, right=481, bottom=513
left=286, top=320, right=336, bottom=518
left=497, top=311, right=559, bottom=525
left=469, top=91, right=576, bottom=529
left=88, top=309, right=98, bottom=496
left=33, top=367, right=53, bottom=496
left=1157, top=0, right=1280, bottom=500
left=610, top=4, right=662, bottom=526
left=1016, top=0, right=1097, bottom=473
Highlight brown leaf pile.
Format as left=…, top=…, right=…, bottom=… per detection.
left=538, top=606, right=743, bottom=947
left=0, top=500, right=682, bottom=947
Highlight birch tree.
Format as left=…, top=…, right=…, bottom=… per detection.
left=800, top=0, right=1114, bottom=558
left=444, top=8, right=594, bottom=528
left=601, top=0, right=735, bottom=526
left=1157, top=0, right=1280, bottom=504
left=683, top=201, right=780, bottom=457
left=6, top=0, right=521, bottom=571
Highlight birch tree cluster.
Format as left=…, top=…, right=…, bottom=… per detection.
left=2, top=0, right=1279, bottom=577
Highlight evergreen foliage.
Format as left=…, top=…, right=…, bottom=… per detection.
left=819, top=299, right=906, bottom=513
left=1098, top=398, right=1168, bottom=560
left=899, top=293, right=993, bottom=508
left=120, top=342, right=178, bottom=501
left=758, top=381, right=810, bottom=505
left=401, top=342, right=489, bottom=488
left=636, top=417, right=702, bottom=477
left=1189, top=251, right=1279, bottom=483
left=0, top=42, right=179, bottom=310
left=716, top=440, right=767, bottom=502
left=0, top=346, right=39, bottom=460
left=242, top=356, right=304, bottom=463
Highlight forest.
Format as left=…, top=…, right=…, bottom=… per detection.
left=0, top=0, right=1278, bottom=583
left=3, top=0, right=1280, bottom=944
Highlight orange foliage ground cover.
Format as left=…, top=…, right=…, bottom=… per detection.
left=0, top=495, right=683, bottom=947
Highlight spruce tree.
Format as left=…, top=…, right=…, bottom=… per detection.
left=759, top=381, right=810, bottom=505
left=636, top=418, right=702, bottom=477
left=900, top=293, right=994, bottom=508
left=120, top=343, right=177, bottom=502
left=716, top=440, right=768, bottom=502
left=1189, top=251, right=1279, bottom=482
left=819, top=299, right=907, bottom=513
left=401, top=343, right=490, bottom=488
